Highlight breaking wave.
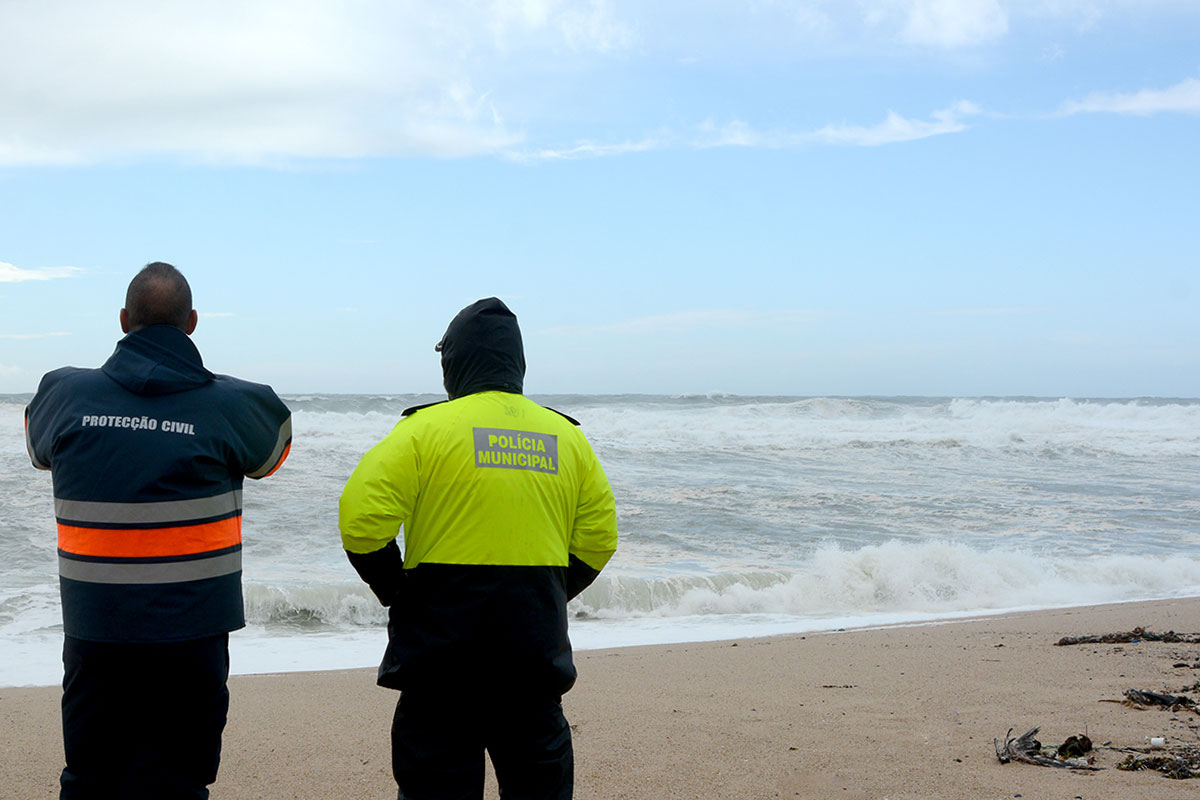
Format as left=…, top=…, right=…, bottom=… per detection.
left=235, top=540, right=1200, bottom=630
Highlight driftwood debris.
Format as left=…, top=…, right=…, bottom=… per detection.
left=1124, top=689, right=1195, bottom=708
left=1117, top=750, right=1200, bottom=780
left=994, top=727, right=1101, bottom=770
left=1102, top=689, right=1200, bottom=715
left=1055, top=627, right=1200, bottom=646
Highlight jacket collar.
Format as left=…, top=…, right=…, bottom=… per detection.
left=101, top=325, right=214, bottom=396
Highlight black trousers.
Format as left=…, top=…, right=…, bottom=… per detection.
left=60, top=633, right=230, bottom=800
left=392, top=688, right=573, bottom=800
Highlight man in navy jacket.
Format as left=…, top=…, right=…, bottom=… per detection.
left=25, top=262, right=292, bottom=800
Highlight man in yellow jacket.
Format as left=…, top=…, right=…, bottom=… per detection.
left=339, top=297, right=618, bottom=800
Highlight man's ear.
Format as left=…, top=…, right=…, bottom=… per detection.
left=120, top=308, right=131, bottom=334
left=185, top=309, right=198, bottom=335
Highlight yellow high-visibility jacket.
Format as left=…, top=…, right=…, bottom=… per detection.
left=340, top=390, right=617, bottom=693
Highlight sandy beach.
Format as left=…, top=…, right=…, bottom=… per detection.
left=3, top=597, right=1199, bottom=799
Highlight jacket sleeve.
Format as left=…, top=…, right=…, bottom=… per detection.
left=25, top=405, right=51, bottom=470
left=339, top=424, right=419, bottom=605
left=238, top=385, right=292, bottom=480
left=24, top=371, right=64, bottom=471
left=566, top=443, right=618, bottom=599
left=346, top=540, right=405, bottom=606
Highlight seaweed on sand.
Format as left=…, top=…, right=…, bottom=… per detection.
left=1055, top=627, right=1200, bottom=646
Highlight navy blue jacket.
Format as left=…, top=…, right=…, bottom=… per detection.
left=25, top=325, right=291, bottom=642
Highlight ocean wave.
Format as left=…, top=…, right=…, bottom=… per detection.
left=0, top=583, right=62, bottom=636
left=242, top=581, right=388, bottom=628
left=9, top=541, right=1198, bottom=635
left=548, top=396, right=1200, bottom=459
left=243, top=540, right=1200, bottom=625
left=283, top=394, right=443, bottom=415
left=577, top=540, right=1200, bottom=619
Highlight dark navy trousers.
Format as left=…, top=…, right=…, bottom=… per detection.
left=60, top=633, right=230, bottom=800
left=392, top=688, right=573, bottom=800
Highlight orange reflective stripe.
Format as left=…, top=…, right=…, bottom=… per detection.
left=248, top=417, right=292, bottom=478
left=261, top=441, right=291, bottom=478
left=57, top=516, right=242, bottom=558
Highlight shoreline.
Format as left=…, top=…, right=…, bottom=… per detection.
left=4, top=596, right=1200, bottom=798
left=11, top=596, right=1200, bottom=691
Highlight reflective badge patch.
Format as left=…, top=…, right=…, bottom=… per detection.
left=474, top=428, right=558, bottom=474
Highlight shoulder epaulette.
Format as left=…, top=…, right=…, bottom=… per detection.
left=545, top=406, right=581, bottom=426
left=401, top=401, right=447, bottom=417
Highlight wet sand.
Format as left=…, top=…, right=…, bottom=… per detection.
left=3, top=597, right=1199, bottom=799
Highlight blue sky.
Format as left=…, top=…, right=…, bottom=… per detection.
left=2, top=1, right=1197, bottom=397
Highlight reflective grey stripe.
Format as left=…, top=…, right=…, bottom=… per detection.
left=59, top=551, right=242, bottom=585
left=247, top=415, right=292, bottom=479
left=55, top=491, right=243, bottom=525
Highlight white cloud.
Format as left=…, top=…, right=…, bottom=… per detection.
left=487, top=0, right=633, bottom=53
left=699, top=101, right=981, bottom=149
left=858, top=0, right=1008, bottom=48
left=0, top=262, right=85, bottom=282
left=898, top=0, right=1009, bottom=48
left=1060, top=77, right=1200, bottom=116
left=513, top=136, right=667, bottom=161
left=0, top=332, right=72, bottom=339
left=3, top=2, right=1187, bottom=166
left=0, top=363, right=21, bottom=377
left=813, top=101, right=982, bottom=146
left=523, top=101, right=983, bottom=160
left=0, top=1, right=635, bottom=166
left=700, top=120, right=773, bottom=148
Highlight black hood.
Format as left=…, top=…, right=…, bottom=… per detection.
left=438, top=298, right=525, bottom=400
left=101, top=324, right=214, bottom=396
